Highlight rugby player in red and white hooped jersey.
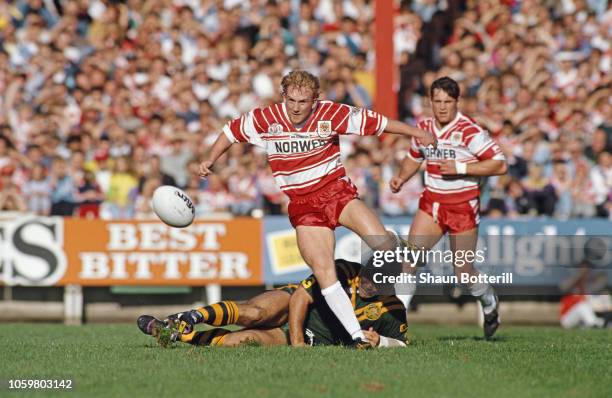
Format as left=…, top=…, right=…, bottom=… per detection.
left=198, top=70, right=437, bottom=348
left=390, top=76, right=508, bottom=339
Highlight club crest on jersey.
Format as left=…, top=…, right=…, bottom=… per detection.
left=364, top=303, right=382, bottom=321
left=450, top=132, right=463, bottom=146
left=317, top=121, right=332, bottom=138
left=267, top=123, right=283, bottom=135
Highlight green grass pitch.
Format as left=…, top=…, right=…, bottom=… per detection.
left=0, top=323, right=610, bottom=397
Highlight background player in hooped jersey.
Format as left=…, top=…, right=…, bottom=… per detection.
left=390, top=77, right=508, bottom=339
left=199, top=70, right=436, bottom=347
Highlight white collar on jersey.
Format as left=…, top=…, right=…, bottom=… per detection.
left=433, top=111, right=463, bottom=137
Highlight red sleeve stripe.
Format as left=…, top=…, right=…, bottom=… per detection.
left=252, top=109, right=265, bottom=132
left=238, top=116, right=248, bottom=142
left=377, top=115, right=388, bottom=135
left=228, top=118, right=247, bottom=142
left=261, top=107, right=274, bottom=128
left=262, top=106, right=276, bottom=127
left=406, top=150, right=424, bottom=163
left=276, top=103, right=293, bottom=129
left=336, top=110, right=351, bottom=133
left=477, top=146, right=499, bottom=160
left=359, top=109, right=366, bottom=135
left=476, top=141, right=496, bottom=156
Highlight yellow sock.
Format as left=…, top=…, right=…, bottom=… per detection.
left=188, top=329, right=231, bottom=346
left=196, top=301, right=239, bottom=326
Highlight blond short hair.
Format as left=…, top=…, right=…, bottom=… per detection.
left=280, top=70, right=320, bottom=97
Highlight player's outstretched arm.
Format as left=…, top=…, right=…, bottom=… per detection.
left=384, top=119, right=437, bottom=148
left=390, top=155, right=422, bottom=193
left=198, top=133, right=234, bottom=178
left=288, top=286, right=313, bottom=347
left=439, top=158, right=507, bottom=176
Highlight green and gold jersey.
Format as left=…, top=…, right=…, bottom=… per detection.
left=299, top=260, right=408, bottom=346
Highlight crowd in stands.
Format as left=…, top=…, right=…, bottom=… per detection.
left=0, top=0, right=610, bottom=220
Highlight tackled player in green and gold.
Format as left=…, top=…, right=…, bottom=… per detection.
left=288, top=260, right=407, bottom=348
left=137, top=260, right=408, bottom=349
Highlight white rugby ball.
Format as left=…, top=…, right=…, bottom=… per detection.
left=151, top=185, right=195, bottom=228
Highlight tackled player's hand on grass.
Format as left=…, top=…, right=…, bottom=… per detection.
left=349, top=337, right=373, bottom=350
left=363, top=327, right=380, bottom=348
left=166, top=310, right=204, bottom=334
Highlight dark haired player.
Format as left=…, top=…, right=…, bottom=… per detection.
left=390, top=77, right=508, bottom=339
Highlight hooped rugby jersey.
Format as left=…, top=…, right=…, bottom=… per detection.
left=223, top=101, right=387, bottom=198
left=408, top=112, right=505, bottom=204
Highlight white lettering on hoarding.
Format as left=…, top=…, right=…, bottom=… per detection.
left=106, top=223, right=227, bottom=251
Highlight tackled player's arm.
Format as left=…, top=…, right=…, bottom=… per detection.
left=385, top=119, right=437, bottom=148
left=288, top=286, right=313, bottom=347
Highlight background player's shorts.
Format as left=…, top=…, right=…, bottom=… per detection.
left=418, top=195, right=480, bottom=234
left=288, top=178, right=358, bottom=229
